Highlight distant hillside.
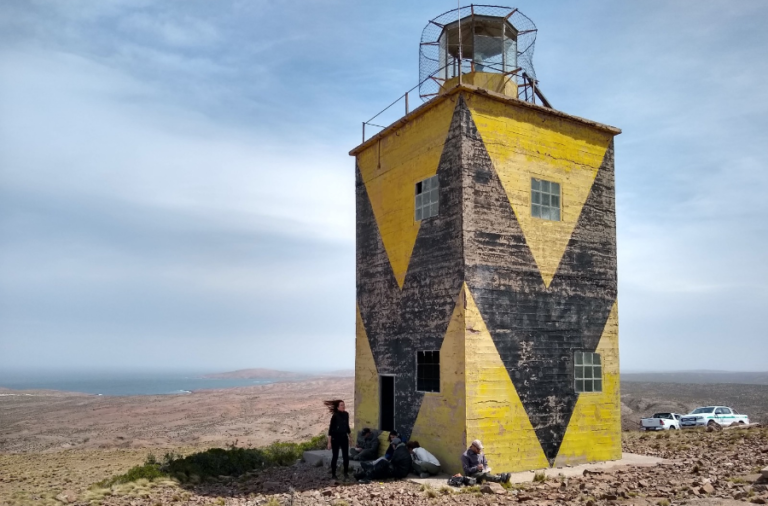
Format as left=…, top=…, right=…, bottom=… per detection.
left=318, top=369, right=355, bottom=377
left=622, top=371, right=768, bottom=386
left=202, top=369, right=304, bottom=380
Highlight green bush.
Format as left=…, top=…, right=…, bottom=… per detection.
left=93, top=434, right=327, bottom=488
left=95, top=462, right=165, bottom=488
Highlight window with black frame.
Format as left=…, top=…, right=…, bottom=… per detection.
left=416, top=351, right=440, bottom=392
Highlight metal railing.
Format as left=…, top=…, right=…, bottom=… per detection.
left=360, top=64, right=550, bottom=143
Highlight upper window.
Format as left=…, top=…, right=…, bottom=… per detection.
left=531, top=178, right=561, bottom=221
left=415, top=175, right=439, bottom=221
left=416, top=350, right=440, bottom=393
left=574, top=351, right=602, bottom=393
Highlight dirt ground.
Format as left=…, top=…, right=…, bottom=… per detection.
left=0, top=378, right=352, bottom=454
left=2, top=378, right=768, bottom=506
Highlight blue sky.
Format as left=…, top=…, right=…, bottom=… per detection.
left=1, top=1, right=766, bottom=373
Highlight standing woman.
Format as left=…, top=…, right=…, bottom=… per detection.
left=324, top=399, right=351, bottom=479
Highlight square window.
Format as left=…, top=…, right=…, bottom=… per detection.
left=415, top=175, right=439, bottom=221
left=530, top=177, right=561, bottom=222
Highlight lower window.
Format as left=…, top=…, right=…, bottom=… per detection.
left=574, top=351, right=602, bottom=393
left=416, top=351, right=440, bottom=393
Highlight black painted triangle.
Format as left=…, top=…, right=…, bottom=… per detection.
left=462, top=107, right=618, bottom=464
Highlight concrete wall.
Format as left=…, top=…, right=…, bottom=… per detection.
left=355, top=95, right=466, bottom=446
left=461, top=93, right=620, bottom=467
left=354, top=89, right=620, bottom=473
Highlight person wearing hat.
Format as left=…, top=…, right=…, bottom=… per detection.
left=460, top=439, right=511, bottom=484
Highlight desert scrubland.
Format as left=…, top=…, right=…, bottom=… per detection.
left=1, top=377, right=768, bottom=506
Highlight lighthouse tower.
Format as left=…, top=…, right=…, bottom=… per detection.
left=351, top=5, right=621, bottom=474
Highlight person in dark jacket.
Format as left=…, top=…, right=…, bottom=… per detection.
left=383, top=430, right=399, bottom=460
left=460, top=439, right=510, bottom=484
left=357, top=437, right=411, bottom=481
left=324, top=399, right=352, bottom=479
left=350, top=428, right=380, bottom=461
left=388, top=438, right=412, bottom=478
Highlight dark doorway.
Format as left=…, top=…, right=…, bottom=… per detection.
left=379, top=375, right=395, bottom=432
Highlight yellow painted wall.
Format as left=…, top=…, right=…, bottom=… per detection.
left=354, top=306, right=379, bottom=432
left=465, top=93, right=613, bottom=287
left=555, top=301, right=621, bottom=466
left=441, top=72, right=518, bottom=98
left=410, top=288, right=468, bottom=475
left=464, top=285, right=550, bottom=472
left=355, top=90, right=620, bottom=472
left=356, top=97, right=456, bottom=288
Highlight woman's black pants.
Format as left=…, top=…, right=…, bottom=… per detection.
left=330, top=435, right=349, bottom=476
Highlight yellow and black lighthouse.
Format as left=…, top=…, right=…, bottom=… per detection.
left=351, top=5, right=621, bottom=474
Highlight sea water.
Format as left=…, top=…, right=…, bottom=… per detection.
left=0, top=371, right=277, bottom=396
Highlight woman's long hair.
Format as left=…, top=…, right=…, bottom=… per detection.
left=324, top=399, right=344, bottom=413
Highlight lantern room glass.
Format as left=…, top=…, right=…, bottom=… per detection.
left=438, top=15, right=518, bottom=80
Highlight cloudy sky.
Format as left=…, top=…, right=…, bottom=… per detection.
left=1, top=1, right=766, bottom=374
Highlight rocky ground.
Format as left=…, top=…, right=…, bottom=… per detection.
left=97, top=427, right=768, bottom=506
left=5, top=427, right=767, bottom=506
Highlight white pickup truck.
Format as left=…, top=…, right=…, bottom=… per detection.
left=641, top=412, right=682, bottom=431
left=680, top=406, right=750, bottom=429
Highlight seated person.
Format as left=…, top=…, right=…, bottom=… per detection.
left=350, top=428, right=380, bottom=461
left=460, top=439, right=510, bottom=484
left=407, top=441, right=441, bottom=477
left=367, top=430, right=400, bottom=466
left=356, top=437, right=411, bottom=481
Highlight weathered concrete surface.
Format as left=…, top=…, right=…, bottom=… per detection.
left=354, top=91, right=622, bottom=473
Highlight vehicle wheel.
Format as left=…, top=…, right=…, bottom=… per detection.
left=738, top=421, right=745, bottom=425
left=668, top=426, right=676, bottom=430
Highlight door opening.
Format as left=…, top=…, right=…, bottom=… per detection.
left=379, top=375, right=395, bottom=432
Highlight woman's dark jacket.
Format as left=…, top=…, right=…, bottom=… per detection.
left=389, top=442, right=412, bottom=478
left=328, top=411, right=351, bottom=438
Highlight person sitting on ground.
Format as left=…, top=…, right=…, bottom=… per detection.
left=366, top=429, right=400, bottom=466
left=383, top=430, right=399, bottom=460
left=350, top=428, right=380, bottom=461
left=356, top=436, right=412, bottom=482
left=407, top=441, right=442, bottom=477
left=460, top=439, right=510, bottom=484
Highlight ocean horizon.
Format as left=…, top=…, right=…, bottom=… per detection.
left=0, top=371, right=279, bottom=396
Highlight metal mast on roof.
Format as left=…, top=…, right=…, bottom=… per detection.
left=457, top=0, right=462, bottom=84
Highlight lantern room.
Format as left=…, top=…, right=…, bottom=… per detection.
left=419, top=5, right=539, bottom=101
